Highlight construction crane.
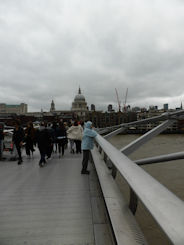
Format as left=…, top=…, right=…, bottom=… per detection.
left=123, top=88, right=128, bottom=112
left=115, top=88, right=121, bottom=112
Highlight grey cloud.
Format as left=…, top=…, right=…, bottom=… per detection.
left=0, top=0, right=184, bottom=111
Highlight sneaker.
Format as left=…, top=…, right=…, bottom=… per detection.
left=81, top=170, right=90, bottom=175
left=39, top=162, right=44, bottom=167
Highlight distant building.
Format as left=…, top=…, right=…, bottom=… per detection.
left=91, top=104, right=95, bottom=111
left=163, top=104, right=168, bottom=111
left=132, top=107, right=141, bottom=112
left=0, top=103, right=27, bottom=114
left=149, top=105, right=158, bottom=111
left=86, top=111, right=137, bottom=128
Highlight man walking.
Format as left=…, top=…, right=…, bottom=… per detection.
left=0, top=123, right=4, bottom=160
left=81, top=121, right=97, bottom=175
left=36, top=122, right=52, bottom=167
left=12, top=120, right=25, bottom=165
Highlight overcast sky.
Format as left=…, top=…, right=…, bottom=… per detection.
left=0, top=0, right=184, bottom=112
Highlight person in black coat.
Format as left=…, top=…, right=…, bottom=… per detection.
left=56, top=122, right=67, bottom=157
left=0, top=123, right=4, bottom=160
left=25, top=121, right=36, bottom=158
left=12, top=120, right=25, bottom=165
left=51, top=121, right=58, bottom=153
left=36, top=122, right=52, bottom=167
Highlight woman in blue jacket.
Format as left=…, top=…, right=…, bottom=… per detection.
left=81, top=121, right=97, bottom=174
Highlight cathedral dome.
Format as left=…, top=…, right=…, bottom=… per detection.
left=71, top=87, right=88, bottom=115
left=74, top=94, right=85, bottom=101
left=74, top=87, right=86, bottom=101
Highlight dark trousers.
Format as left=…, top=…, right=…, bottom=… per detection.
left=0, top=139, right=3, bottom=159
left=46, top=144, right=53, bottom=158
left=75, top=140, right=81, bottom=153
left=38, top=148, right=46, bottom=163
left=58, top=140, right=65, bottom=155
left=82, top=150, right=90, bottom=171
left=15, top=143, right=22, bottom=161
left=25, top=139, right=34, bottom=156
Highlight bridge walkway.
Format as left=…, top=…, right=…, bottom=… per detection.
left=0, top=149, right=114, bottom=245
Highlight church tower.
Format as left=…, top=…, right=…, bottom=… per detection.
left=50, top=100, right=55, bottom=112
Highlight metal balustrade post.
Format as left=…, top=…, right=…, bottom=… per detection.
left=103, top=152, right=107, bottom=163
left=101, top=150, right=105, bottom=160
left=112, top=165, right=117, bottom=179
left=106, top=157, right=113, bottom=169
left=98, top=145, right=102, bottom=153
left=129, top=188, right=138, bottom=215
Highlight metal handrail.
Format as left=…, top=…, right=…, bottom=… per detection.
left=95, top=133, right=184, bottom=245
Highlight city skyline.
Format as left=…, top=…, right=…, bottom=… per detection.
left=0, top=99, right=180, bottom=114
left=0, top=0, right=184, bottom=112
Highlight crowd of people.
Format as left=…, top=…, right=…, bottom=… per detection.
left=10, top=119, right=97, bottom=174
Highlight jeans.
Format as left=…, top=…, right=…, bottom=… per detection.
left=69, top=139, right=75, bottom=152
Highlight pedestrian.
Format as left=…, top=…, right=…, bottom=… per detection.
left=46, top=122, right=54, bottom=159
left=80, top=120, right=84, bottom=129
left=67, top=121, right=83, bottom=154
left=12, top=120, right=25, bottom=165
left=73, top=121, right=83, bottom=153
left=81, top=121, right=97, bottom=174
left=0, top=123, right=4, bottom=160
left=67, top=121, right=75, bottom=153
left=36, top=122, right=52, bottom=167
left=24, top=121, right=36, bottom=158
left=51, top=121, right=58, bottom=153
left=63, top=122, right=69, bottom=149
left=63, top=122, right=69, bottom=131
left=56, top=122, right=68, bottom=157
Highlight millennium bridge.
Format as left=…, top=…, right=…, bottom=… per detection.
left=0, top=110, right=184, bottom=245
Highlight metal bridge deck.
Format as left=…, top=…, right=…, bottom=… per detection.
left=0, top=149, right=113, bottom=245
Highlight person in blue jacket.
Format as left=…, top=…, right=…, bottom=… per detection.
left=81, top=121, right=97, bottom=174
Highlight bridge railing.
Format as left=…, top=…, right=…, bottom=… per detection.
left=91, top=110, right=184, bottom=245
left=92, top=133, right=184, bottom=245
